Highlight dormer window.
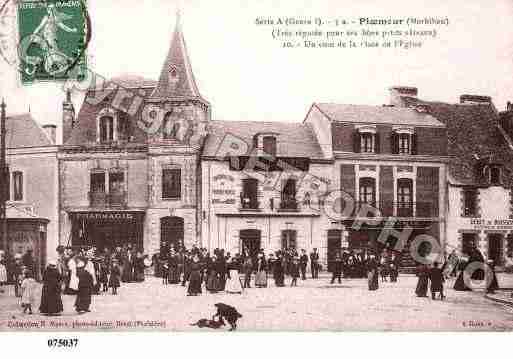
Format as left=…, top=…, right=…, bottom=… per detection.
left=392, top=127, right=416, bottom=155
left=490, top=165, right=502, bottom=185
left=354, top=126, right=379, bottom=154
left=99, top=116, right=114, bottom=142
left=361, top=132, right=374, bottom=153
left=262, top=136, right=277, bottom=157
left=398, top=133, right=410, bottom=154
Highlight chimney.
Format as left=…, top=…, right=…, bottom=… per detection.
left=42, top=124, right=57, bottom=144
left=459, top=94, right=492, bottom=105
left=62, top=89, right=76, bottom=143
left=389, top=86, right=418, bottom=107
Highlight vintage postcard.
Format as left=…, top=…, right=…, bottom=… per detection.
left=0, top=0, right=512, bottom=340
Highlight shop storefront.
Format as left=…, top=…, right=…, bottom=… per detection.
left=68, top=211, right=145, bottom=252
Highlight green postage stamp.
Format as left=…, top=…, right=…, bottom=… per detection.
left=17, top=0, right=89, bottom=84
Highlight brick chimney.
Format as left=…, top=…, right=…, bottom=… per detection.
left=459, top=94, right=492, bottom=105
left=62, top=89, right=76, bottom=144
left=42, top=124, right=57, bottom=144
left=389, top=86, right=418, bottom=107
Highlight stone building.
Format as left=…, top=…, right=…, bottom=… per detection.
left=4, top=110, right=59, bottom=276
left=58, top=17, right=209, bottom=255
left=200, top=120, right=334, bottom=263
left=400, top=93, right=513, bottom=270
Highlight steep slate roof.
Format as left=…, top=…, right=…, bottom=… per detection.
left=315, top=103, right=445, bottom=127
left=6, top=113, right=53, bottom=148
left=202, top=120, right=325, bottom=159
left=150, top=15, right=202, bottom=100
left=403, top=97, right=513, bottom=187
left=65, top=75, right=156, bottom=146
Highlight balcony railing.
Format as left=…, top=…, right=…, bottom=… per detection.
left=279, top=197, right=299, bottom=211
left=239, top=193, right=260, bottom=211
left=352, top=201, right=434, bottom=218
left=89, top=191, right=127, bottom=208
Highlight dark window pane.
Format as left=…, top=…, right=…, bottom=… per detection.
left=162, top=168, right=181, bottom=199
left=359, top=177, right=375, bottom=205
left=13, top=171, right=23, bottom=201
left=91, top=172, right=105, bottom=193
left=109, top=172, right=124, bottom=193
left=99, top=116, right=114, bottom=142
left=262, top=136, right=277, bottom=157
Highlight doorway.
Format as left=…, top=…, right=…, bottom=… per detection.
left=160, top=216, right=184, bottom=253
left=240, top=229, right=261, bottom=257
left=488, top=234, right=503, bottom=265
left=327, top=229, right=342, bottom=272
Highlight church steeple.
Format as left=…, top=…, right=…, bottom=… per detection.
left=151, top=11, right=202, bottom=100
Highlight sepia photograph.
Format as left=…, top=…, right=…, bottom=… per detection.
left=0, top=0, right=512, bottom=344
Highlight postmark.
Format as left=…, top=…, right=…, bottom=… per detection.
left=16, top=0, right=90, bottom=84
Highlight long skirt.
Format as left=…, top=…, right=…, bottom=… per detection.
left=255, top=270, right=267, bottom=287
left=415, top=276, right=429, bottom=296
left=274, top=270, right=285, bottom=287
left=0, top=264, right=7, bottom=283
left=206, top=272, right=220, bottom=292
left=75, top=291, right=92, bottom=312
left=39, top=286, right=63, bottom=314
left=169, top=267, right=180, bottom=284
left=454, top=271, right=471, bottom=291
left=368, top=269, right=379, bottom=291
left=225, top=269, right=242, bottom=294
left=187, top=270, right=202, bottom=295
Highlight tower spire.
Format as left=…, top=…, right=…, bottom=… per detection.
left=151, top=10, right=202, bottom=100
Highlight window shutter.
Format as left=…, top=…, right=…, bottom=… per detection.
left=353, top=131, right=361, bottom=153
left=411, top=133, right=418, bottom=155
left=391, top=132, right=398, bottom=154
left=374, top=133, right=380, bottom=154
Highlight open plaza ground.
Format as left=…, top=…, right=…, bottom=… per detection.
left=1, top=273, right=512, bottom=332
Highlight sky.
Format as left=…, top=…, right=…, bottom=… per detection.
left=1, top=0, right=513, bottom=143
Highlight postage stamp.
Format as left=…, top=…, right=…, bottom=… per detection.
left=16, top=0, right=88, bottom=84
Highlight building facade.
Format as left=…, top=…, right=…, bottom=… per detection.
left=304, top=87, right=449, bottom=268
left=4, top=112, right=59, bottom=276
left=398, top=93, right=513, bottom=270
left=200, top=120, right=334, bottom=264
left=58, top=18, right=209, bottom=256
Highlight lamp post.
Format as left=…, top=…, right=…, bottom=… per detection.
left=0, top=99, right=7, bottom=253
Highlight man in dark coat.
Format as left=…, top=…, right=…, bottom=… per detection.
left=309, top=248, right=319, bottom=279
left=330, top=252, right=343, bottom=284
left=39, top=261, right=63, bottom=315
left=75, top=261, right=94, bottom=313
left=299, top=249, right=308, bottom=280
left=486, top=260, right=499, bottom=294
left=415, top=264, right=430, bottom=297
left=429, top=262, right=445, bottom=300
left=213, top=303, right=242, bottom=331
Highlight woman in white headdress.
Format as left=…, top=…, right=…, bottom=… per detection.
left=68, top=254, right=79, bottom=294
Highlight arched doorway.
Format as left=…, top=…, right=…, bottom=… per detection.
left=160, top=216, right=184, bottom=253
left=239, top=229, right=261, bottom=258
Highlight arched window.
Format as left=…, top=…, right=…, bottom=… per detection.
left=359, top=177, right=375, bottom=206
left=99, top=116, right=114, bottom=142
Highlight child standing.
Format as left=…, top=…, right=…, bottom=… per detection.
left=109, top=259, right=121, bottom=295
left=21, top=271, right=37, bottom=314
left=99, top=259, right=109, bottom=293
left=290, top=256, right=300, bottom=287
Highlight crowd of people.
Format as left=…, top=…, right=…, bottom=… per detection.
left=152, top=246, right=323, bottom=295
left=0, top=241, right=505, bottom=318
